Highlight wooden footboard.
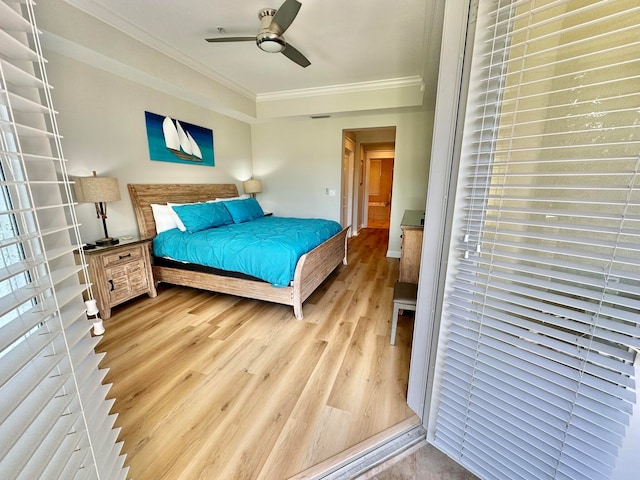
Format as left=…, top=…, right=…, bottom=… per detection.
left=292, top=225, right=350, bottom=319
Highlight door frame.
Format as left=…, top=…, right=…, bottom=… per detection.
left=341, top=136, right=356, bottom=232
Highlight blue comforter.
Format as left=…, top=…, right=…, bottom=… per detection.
left=153, top=216, right=342, bottom=287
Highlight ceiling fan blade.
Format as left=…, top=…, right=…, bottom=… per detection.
left=282, top=43, right=310, bottom=68
left=270, top=0, right=301, bottom=34
left=205, top=37, right=255, bottom=43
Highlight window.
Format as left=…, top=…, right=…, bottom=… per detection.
left=0, top=165, right=33, bottom=355
left=428, top=1, right=640, bottom=479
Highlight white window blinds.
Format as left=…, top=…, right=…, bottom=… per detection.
left=0, top=1, right=127, bottom=478
left=429, top=1, right=640, bottom=479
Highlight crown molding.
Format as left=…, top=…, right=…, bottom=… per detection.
left=42, top=31, right=258, bottom=123
left=60, top=0, right=256, bottom=100
left=256, top=77, right=425, bottom=103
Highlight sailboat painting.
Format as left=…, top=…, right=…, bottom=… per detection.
left=145, top=111, right=214, bottom=166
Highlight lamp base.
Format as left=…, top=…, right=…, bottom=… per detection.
left=95, top=237, right=119, bottom=246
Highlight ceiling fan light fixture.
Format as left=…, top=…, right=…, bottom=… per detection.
left=205, top=0, right=310, bottom=67
left=256, top=32, right=286, bottom=53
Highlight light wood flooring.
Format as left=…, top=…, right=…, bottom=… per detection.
left=96, top=228, right=416, bottom=479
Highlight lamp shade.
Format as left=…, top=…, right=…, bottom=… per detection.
left=243, top=179, right=262, bottom=195
left=75, top=176, right=121, bottom=203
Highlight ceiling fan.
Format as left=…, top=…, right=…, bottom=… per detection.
left=205, top=0, right=311, bottom=68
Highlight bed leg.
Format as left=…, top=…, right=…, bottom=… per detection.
left=294, top=303, right=304, bottom=320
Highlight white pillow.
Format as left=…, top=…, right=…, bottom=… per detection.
left=150, top=203, right=179, bottom=233
left=208, top=194, right=250, bottom=203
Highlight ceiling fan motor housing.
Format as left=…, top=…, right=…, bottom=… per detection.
left=256, top=8, right=286, bottom=53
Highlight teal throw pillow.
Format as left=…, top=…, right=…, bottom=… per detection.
left=224, top=198, right=264, bottom=223
left=172, top=202, right=232, bottom=233
left=223, top=199, right=253, bottom=223
left=244, top=197, right=264, bottom=219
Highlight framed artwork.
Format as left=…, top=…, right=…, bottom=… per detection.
left=145, top=111, right=215, bottom=166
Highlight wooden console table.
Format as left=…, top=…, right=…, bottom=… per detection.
left=399, top=209, right=425, bottom=284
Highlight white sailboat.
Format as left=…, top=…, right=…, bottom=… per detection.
left=187, top=131, right=202, bottom=159
left=161, top=116, right=203, bottom=162
left=175, top=120, right=193, bottom=155
left=162, top=116, right=180, bottom=151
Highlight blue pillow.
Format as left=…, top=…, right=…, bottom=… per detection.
left=224, top=198, right=264, bottom=223
left=244, top=197, right=264, bottom=219
left=172, top=202, right=232, bottom=232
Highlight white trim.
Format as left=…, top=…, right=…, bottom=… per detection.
left=407, top=0, right=472, bottom=417
left=256, top=77, right=424, bottom=102
left=289, top=419, right=425, bottom=480
left=41, top=32, right=258, bottom=124
left=60, top=0, right=254, bottom=100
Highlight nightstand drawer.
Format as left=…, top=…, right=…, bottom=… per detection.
left=102, top=245, right=143, bottom=268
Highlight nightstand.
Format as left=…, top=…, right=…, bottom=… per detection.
left=76, top=236, right=157, bottom=320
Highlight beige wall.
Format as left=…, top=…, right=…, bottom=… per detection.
left=251, top=110, right=433, bottom=255
left=46, top=51, right=253, bottom=242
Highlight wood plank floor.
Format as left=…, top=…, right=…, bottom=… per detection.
left=96, top=228, right=416, bottom=479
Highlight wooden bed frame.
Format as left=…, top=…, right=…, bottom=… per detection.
left=127, top=183, right=349, bottom=319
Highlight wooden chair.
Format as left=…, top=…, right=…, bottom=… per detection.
left=391, top=281, right=418, bottom=345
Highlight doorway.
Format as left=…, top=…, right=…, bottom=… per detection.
left=341, top=127, right=396, bottom=234
left=366, top=155, right=394, bottom=229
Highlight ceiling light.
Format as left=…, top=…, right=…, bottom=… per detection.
left=256, top=32, right=285, bottom=53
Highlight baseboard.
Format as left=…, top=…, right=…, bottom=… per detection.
left=288, top=416, right=425, bottom=480
left=387, top=250, right=401, bottom=258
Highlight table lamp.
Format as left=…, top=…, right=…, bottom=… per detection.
left=75, top=171, right=121, bottom=246
left=243, top=178, right=262, bottom=198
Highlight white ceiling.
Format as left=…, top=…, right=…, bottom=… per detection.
left=63, top=0, right=443, bottom=104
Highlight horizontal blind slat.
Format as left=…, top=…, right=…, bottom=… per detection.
left=0, top=59, right=46, bottom=88
left=452, top=272, right=640, bottom=326
left=0, top=284, right=88, bottom=352
left=1, top=376, right=78, bottom=478
left=0, top=2, right=32, bottom=32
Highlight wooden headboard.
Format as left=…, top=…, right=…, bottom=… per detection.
left=128, top=183, right=239, bottom=238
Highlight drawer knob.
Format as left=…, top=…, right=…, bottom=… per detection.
left=119, top=253, right=132, bottom=260
left=108, top=279, right=115, bottom=291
